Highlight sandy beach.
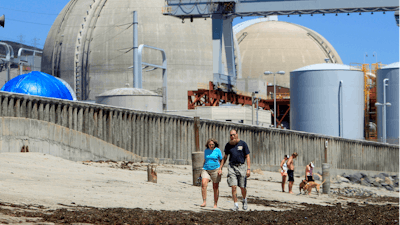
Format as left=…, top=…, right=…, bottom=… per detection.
left=0, top=152, right=398, bottom=224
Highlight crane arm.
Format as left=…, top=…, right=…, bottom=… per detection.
left=163, top=0, right=399, bottom=18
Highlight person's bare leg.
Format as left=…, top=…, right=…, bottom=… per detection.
left=282, top=176, right=286, bottom=192
left=231, top=185, right=238, bottom=203
left=213, top=183, right=219, bottom=208
left=240, top=187, right=247, bottom=199
left=200, top=178, right=209, bottom=207
left=289, top=181, right=293, bottom=194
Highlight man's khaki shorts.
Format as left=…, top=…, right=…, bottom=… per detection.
left=227, top=164, right=247, bottom=188
left=201, top=169, right=221, bottom=183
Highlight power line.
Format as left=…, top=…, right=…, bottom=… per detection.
left=0, top=6, right=59, bottom=15
left=8, top=18, right=53, bottom=26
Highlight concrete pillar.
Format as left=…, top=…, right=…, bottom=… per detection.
left=88, top=108, right=94, bottom=136
left=38, top=103, right=44, bottom=121
left=32, top=102, right=38, bottom=120
left=2, top=97, right=8, bottom=117
left=49, top=104, right=55, bottom=123
left=144, top=115, right=149, bottom=157
left=127, top=113, right=132, bottom=151
left=160, top=117, right=165, bottom=158
left=131, top=114, right=136, bottom=153
left=21, top=99, right=27, bottom=118
left=44, top=104, right=50, bottom=122
left=26, top=101, right=32, bottom=119
left=149, top=116, right=154, bottom=158
left=107, top=111, right=113, bottom=144
left=8, top=98, right=14, bottom=117
left=56, top=104, right=61, bottom=125
left=322, top=163, right=330, bottom=194
left=97, top=109, right=103, bottom=139
left=112, top=111, right=118, bottom=146
left=139, top=115, right=144, bottom=157
left=192, top=151, right=203, bottom=186
left=156, top=116, right=161, bottom=158
left=68, top=106, right=73, bottom=129
left=78, top=108, right=84, bottom=132
left=73, top=107, right=78, bottom=130
left=62, top=105, right=68, bottom=127
left=15, top=99, right=20, bottom=117
left=93, top=109, right=98, bottom=138
left=84, top=107, right=89, bottom=134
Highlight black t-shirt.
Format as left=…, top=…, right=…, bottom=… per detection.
left=224, top=140, right=250, bottom=164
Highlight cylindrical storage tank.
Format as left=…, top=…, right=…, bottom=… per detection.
left=290, top=64, right=364, bottom=139
left=95, top=88, right=162, bottom=113
left=376, top=62, right=399, bottom=144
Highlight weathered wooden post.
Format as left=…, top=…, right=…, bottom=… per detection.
left=192, top=117, right=202, bottom=186
left=322, top=140, right=330, bottom=194
left=147, top=164, right=157, bottom=183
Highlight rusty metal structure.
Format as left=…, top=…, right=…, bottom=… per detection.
left=188, top=82, right=290, bottom=127
left=351, top=62, right=384, bottom=140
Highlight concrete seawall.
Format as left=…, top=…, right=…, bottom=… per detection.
left=0, top=117, right=141, bottom=162
left=0, top=91, right=397, bottom=176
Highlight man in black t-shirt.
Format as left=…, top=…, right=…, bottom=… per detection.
left=218, top=129, right=251, bottom=211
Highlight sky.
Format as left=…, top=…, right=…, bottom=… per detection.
left=0, top=1, right=398, bottom=65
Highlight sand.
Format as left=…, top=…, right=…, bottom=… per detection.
left=0, top=152, right=398, bottom=214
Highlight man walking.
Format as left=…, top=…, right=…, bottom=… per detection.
left=218, top=129, right=251, bottom=211
left=287, top=152, right=298, bottom=194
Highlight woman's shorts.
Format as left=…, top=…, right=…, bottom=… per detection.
left=201, top=169, right=221, bottom=183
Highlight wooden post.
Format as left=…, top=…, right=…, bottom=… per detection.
left=147, top=164, right=157, bottom=183
left=192, top=117, right=202, bottom=186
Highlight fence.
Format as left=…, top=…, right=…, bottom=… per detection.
left=0, top=91, right=397, bottom=174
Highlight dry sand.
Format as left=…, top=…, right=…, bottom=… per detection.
left=0, top=152, right=398, bottom=223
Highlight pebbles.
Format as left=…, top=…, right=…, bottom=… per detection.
left=331, top=187, right=378, bottom=198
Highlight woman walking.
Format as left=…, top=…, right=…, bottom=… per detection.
left=200, top=138, right=223, bottom=208
left=280, top=155, right=289, bottom=192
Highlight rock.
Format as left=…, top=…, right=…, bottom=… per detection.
left=361, top=178, right=370, bottom=187
left=372, top=181, right=382, bottom=187
left=377, top=173, right=389, bottom=180
left=337, top=175, right=350, bottom=183
left=347, top=173, right=362, bottom=184
left=385, top=177, right=394, bottom=186
left=375, top=177, right=383, bottom=183
left=384, top=185, right=394, bottom=191
left=314, top=175, right=320, bottom=181
left=252, top=169, right=264, bottom=175
left=363, top=176, right=372, bottom=184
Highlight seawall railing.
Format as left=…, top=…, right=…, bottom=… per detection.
left=0, top=91, right=398, bottom=174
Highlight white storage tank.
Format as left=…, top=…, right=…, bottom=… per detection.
left=376, top=62, right=399, bottom=144
left=95, top=88, right=162, bottom=113
left=290, top=64, right=364, bottom=139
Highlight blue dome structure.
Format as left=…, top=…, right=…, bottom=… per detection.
left=1, top=71, right=76, bottom=100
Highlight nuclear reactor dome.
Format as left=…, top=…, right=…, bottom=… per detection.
left=234, top=19, right=343, bottom=87
left=41, top=0, right=212, bottom=110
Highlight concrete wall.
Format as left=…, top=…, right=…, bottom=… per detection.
left=0, top=117, right=142, bottom=162
left=0, top=91, right=397, bottom=175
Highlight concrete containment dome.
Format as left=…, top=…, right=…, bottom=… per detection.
left=41, top=0, right=212, bottom=110
left=290, top=64, right=364, bottom=140
left=376, top=62, right=399, bottom=144
left=235, top=20, right=342, bottom=87
left=95, top=88, right=162, bottom=112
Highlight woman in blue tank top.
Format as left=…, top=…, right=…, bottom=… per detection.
left=200, top=138, right=223, bottom=208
